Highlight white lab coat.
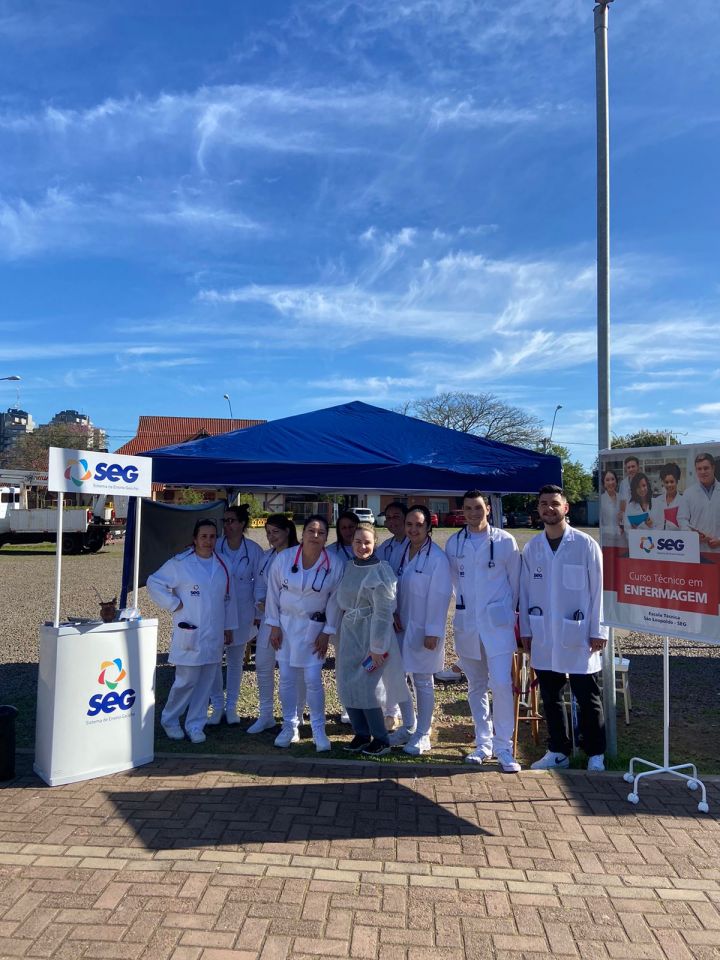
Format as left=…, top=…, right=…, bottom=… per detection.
left=217, top=535, right=264, bottom=646
left=649, top=493, right=683, bottom=531
left=623, top=500, right=653, bottom=530
left=446, top=527, right=520, bottom=659
left=519, top=527, right=608, bottom=675
left=379, top=536, right=409, bottom=575
left=254, top=546, right=279, bottom=649
left=265, top=547, right=344, bottom=668
left=677, top=482, right=720, bottom=551
left=329, top=541, right=354, bottom=566
left=599, top=492, right=622, bottom=537
left=147, top=549, right=238, bottom=666
left=396, top=540, right=453, bottom=674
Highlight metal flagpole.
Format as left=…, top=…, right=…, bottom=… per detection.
left=132, top=498, right=142, bottom=611
left=53, top=494, right=64, bottom=628
left=594, top=0, right=617, bottom=757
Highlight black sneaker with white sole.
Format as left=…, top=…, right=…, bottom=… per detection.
left=361, top=739, right=391, bottom=757
left=343, top=734, right=372, bottom=753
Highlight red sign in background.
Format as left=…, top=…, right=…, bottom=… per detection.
left=604, top=547, right=720, bottom=616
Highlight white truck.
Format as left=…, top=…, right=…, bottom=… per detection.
left=0, top=471, right=123, bottom=554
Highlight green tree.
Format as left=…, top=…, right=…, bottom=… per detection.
left=2, top=423, right=90, bottom=471
left=547, top=443, right=593, bottom=504
left=611, top=430, right=679, bottom=448
left=400, top=391, right=543, bottom=447
left=235, top=492, right=263, bottom=519
left=176, top=488, right=204, bottom=505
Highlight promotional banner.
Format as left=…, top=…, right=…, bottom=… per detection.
left=600, top=443, right=720, bottom=642
left=48, top=447, right=152, bottom=498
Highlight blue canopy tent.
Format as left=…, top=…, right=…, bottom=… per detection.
left=145, top=401, right=561, bottom=494
left=120, top=402, right=561, bottom=604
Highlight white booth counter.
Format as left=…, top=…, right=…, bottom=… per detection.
left=34, top=618, right=158, bottom=787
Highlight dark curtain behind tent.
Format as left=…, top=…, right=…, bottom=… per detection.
left=120, top=500, right=226, bottom=607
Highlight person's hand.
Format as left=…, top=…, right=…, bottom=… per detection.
left=224, top=630, right=233, bottom=646
left=708, top=537, right=720, bottom=549
left=370, top=651, right=386, bottom=668
left=699, top=531, right=710, bottom=543
left=393, top=612, right=403, bottom=633
left=520, top=636, right=532, bottom=655
left=269, top=626, right=283, bottom=650
left=646, top=518, right=654, bottom=528
left=590, top=637, right=607, bottom=653
left=423, top=635, right=439, bottom=650
left=314, top=634, right=329, bottom=658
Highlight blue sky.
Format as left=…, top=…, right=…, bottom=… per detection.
left=1, top=0, right=718, bottom=465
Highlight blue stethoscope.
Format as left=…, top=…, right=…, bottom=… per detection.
left=259, top=548, right=276, bottom=577
left=291, top=545, right=331, bottom=592
left=334, top=541, right=353, bottom=560
left=454, top=526, right=495, bottom=611
left=397, top=536, right=432, bottom=577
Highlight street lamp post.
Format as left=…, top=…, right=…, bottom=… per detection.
left=0, top=376, right=21, bottom=381
left=543, top=405, right=563, bottom=454
left=595, top=0, right=617, bottom=757
left=223, top=394, right=233, bottom=419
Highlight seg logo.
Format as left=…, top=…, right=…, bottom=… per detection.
left=657, top=537, right=685, bottom=552
left=87, top=658, right=136, bottom=717
left=639, top=536, right=654, bottom=554
left=64, top=458, right=139, bottom=489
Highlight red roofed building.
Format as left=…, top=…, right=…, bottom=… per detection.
left=116, top=415, right=266, bottom=505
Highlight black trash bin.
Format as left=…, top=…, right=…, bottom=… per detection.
left=0, top=705, right=18, bottom=781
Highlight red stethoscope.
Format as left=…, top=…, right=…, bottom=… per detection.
left=185, top=546, right=231, bottom=599
left=291, top=545, right=331, bottom=591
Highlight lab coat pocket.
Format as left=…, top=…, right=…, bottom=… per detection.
left=560, top=617, right=590, bottom=651
left=528, top=613, right=545, bottom=644
left=488, top=599, right=512, bottom=629
left=562, top=564, right=586, bottom=591
left=177, top=626, right=199, bottom=652
left=304, top=619, right=326, bottom=658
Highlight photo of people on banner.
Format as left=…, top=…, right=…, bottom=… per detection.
left=600, top=444, right=720, bottom=643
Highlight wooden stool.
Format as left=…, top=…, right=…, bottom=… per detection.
left=512, top=650, right=543, bottom=756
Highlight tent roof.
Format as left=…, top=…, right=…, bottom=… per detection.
left=145, top=401, right=561, bottom=495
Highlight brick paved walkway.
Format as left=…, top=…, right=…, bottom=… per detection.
left=1, top=754, right=719, bottom=960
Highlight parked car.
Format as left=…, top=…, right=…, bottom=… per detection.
left=443, top=510, right=466, bottom=527
left=506, top=511, right=532, bottom=528
left=430, top=512, right=439, bottom=528
left=353, top=507, right=376, bottom=525
left=375, top=512, right=385, bottom=527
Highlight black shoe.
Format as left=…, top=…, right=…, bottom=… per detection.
left=344, top=735, right=372, bottom=753
left=361, top=739, right=391, bottom=757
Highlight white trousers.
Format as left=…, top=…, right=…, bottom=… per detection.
left=162, top=663, right=217, bottom=736
left=399, top=672, right=434, bottom=737
left=459, top=648, right=515, bottom=754
left=254, top=639, right=277, bottom=721
left=278, top=659, right=324, bottom=731
left=210, top=643, right=246, bottom=716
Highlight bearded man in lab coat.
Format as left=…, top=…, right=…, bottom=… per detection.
left=519, top=485, right=608, bottom=772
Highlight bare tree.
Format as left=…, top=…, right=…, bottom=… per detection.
left=404, top=392, right=543, bottom=447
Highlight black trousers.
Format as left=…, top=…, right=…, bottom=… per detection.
left=535, top=669, right=606, bottom=758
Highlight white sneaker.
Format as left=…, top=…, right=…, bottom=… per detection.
left=339, top=711, right=352, bottom=725
left=187, top=730, right=206, bottom=744
left=496, top=749, right=521, bottom=773
left=465, top=744, right=493, bottom=765
left=313, top=729, right=332, bottom=752
left=246, top=716, right=276, bottom=734
left=388, top=726, right=416, bottom=747
left=161, top=722, right=184, bottom=741
left=404, top=734, right=432, bottom=756
left=531, top=750, right=569, bottom=770
left=225, top=710, right=242, bottom=726
left=587, top=754, right=605, bottom=772
left=434, top=665, right=464, bottom=682
left=274, top=724, right=300, bottom=748
left=205, top=711, right=223, bottom=726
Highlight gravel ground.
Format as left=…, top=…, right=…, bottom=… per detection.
left=2, top=527, right=719, bottom=771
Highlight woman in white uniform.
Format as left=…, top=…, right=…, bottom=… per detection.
left=147, top=518, right=237, bottom=744
left=650, top=463, right=683, bottom=530
left=265, top=514, right=344, bottom=751
left=329, top=510, right=359, bottom=565
left=329, top=523, right=409, bottom=757
left=209, top=504, right=264, bottom=724
left=624, top=472, right=654, bottom=530
left=599, top=468, right=623, bottom=543
left=247, top=514, right=298, bottom=734
left=389, top=505, right=452, bottom=756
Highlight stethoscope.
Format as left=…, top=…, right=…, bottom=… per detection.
left=220, top=535, right=250, bottom=572
left=291, top=545, right=331, bottom=592
left=454, top=526, right=495, bottom=611
left=397, top=536, right=432, bottom=577
left=454, top=525, right=495, bottom=567
left=334, top=541, right=353, bottom=560
left=259, top=548, right=276, bottom=577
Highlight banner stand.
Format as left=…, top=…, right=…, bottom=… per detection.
left=624, top=635, right=709, bottom=813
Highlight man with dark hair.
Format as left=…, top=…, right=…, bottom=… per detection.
left=519, top=485, right=608, bottom=771
left=618, top=456, right=640, bottom=530
left=678, top=452, right=720, bottom=551
left=446, top=490, right=521, bottom=771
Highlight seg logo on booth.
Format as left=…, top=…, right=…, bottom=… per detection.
left=628, top=530, right=700, bottom=564
left=67, top=459, right=139, bottom=490
left=86, top=658, right=136, bottom=718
